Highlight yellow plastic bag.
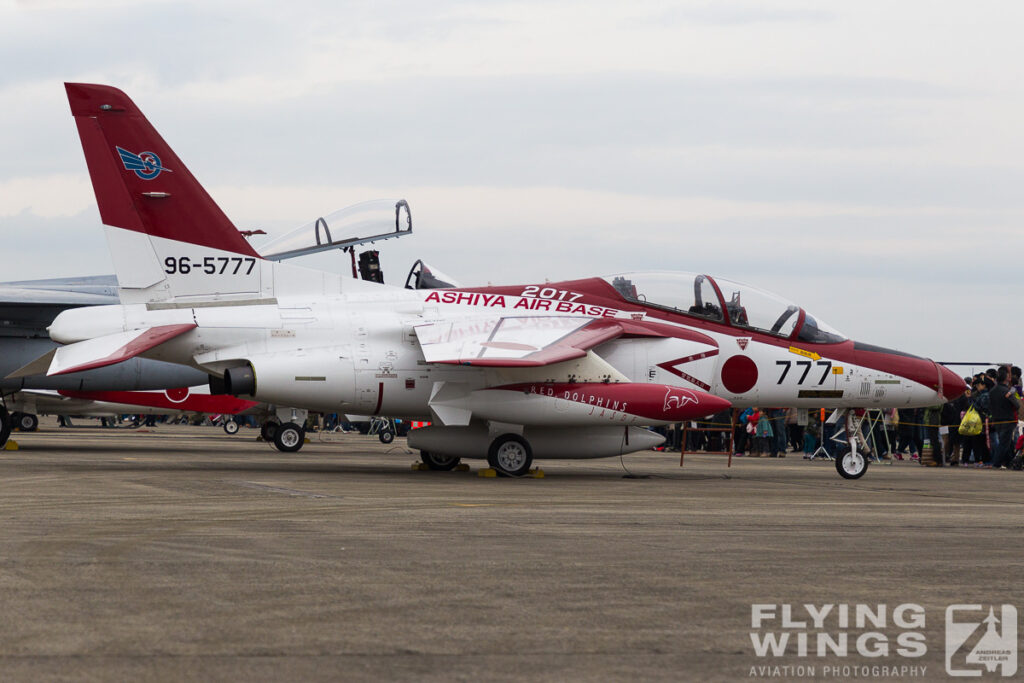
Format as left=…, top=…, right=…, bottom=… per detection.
left=958, top=406, right=982, bottom=436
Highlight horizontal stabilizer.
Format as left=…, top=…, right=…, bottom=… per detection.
left=6, top=324, right=196, bottom=379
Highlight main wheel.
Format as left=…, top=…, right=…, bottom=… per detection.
left=487, top=434, right=533, bottom=477
left=260, top=421, right=279, bottom=442
left=0, top=406, right=10, bottom=448
left=223, top=419, right=240, bottom=435
left=378, top=430, right=395, bottom=444
left=274, top=422, right=305, bottom=453
left=836, top=450, right=868, bottom=479
left=17, top=413, right=38, bottom=432
left=421, top=451, right=461, bottom=471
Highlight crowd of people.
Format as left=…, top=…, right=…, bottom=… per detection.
left=658, top=365, right=1024, bottom=469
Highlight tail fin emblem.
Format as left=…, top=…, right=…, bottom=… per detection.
left=116, top=146, right=172, bottom=180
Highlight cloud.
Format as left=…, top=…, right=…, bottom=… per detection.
left=1, top=0, right=1023, bottom=363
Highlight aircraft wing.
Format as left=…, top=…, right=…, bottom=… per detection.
left=414, top=316, right=611, bottom=367
left=413, top=315, right=696, bottom=367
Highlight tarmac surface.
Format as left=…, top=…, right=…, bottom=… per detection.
left=0, top=418, right=1021, bottom=682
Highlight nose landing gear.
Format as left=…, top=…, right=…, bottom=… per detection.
left=835, top=410, right=869, bottom=480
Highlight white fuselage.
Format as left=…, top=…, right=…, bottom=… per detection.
left=49, top=271, right=947, bottom=419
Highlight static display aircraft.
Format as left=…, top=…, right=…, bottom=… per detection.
left=0, top=202, right=413, bottom=450
left=8, top=385, right=259, bottom=429
left=27, top=83, right=965, bottom=479
left=0, top=275, right=209, bottom=446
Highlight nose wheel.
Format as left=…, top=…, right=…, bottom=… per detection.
left=836, top=410, right=868, bottom=479
left=836, top=451, right=868, bottom=479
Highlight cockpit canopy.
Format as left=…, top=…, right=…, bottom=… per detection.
left=602, top=272, right=847, bottom=344
left=260, top=199, right=412, bottom=261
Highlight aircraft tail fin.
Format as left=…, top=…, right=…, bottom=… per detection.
left=66, top=83, right=257, bottom=256
left=65, top=83, right=263, bottom=303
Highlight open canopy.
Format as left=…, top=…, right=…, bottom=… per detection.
left=602, top=272, right=847, bottom=344
left=260, top=199, right=412, bottom=261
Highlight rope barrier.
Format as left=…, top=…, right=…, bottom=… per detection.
left=675, top=417, right=1024, bottom=428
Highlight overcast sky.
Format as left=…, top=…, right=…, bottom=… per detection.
left=1, top=0, right=1022, bottom=366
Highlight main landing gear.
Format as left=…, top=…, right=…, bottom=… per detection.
left=420, top=451, right=462, bottom=471
left=10, top=412, right=38, bottom=432
left=260, top=420, right=279, bottom=443
left=273, top=422, right=305, bottom=453
left=260, top=407, right=309, bottom=453
left=487, top=434, right=533, bottom=477
left=0, top=406, right=11, bottom=450
left=415, top=432, right=535, bottom=477
left=260, top=420, right=307, bottom=453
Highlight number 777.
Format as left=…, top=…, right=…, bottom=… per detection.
left=775, top=359, right=832, bottom=385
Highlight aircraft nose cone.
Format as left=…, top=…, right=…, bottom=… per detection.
left=851, top=341, right=962, bottom=404
left=939, top=364, right=969, bottom=401
left=677, top=391, right=732, bottom=420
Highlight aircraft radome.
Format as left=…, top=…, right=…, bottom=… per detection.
left=30, top=83, right=966, bottom=479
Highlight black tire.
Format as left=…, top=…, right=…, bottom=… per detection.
left=0, top=406, right=10, bottom=448
left=223, top=419, right=240, bottom=435
left=836, top=450, right=868, bottom=479
left=260, top=421, right=279, bottom=442
left=421, top=451, right=461, bottom=471
left=378, top=430, right=395, bottom=444
left=18, top=413, right=38, bottom=432
left=274, top=422, right=305, bottom=453
left=487, top=434, right=533, bottom=477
